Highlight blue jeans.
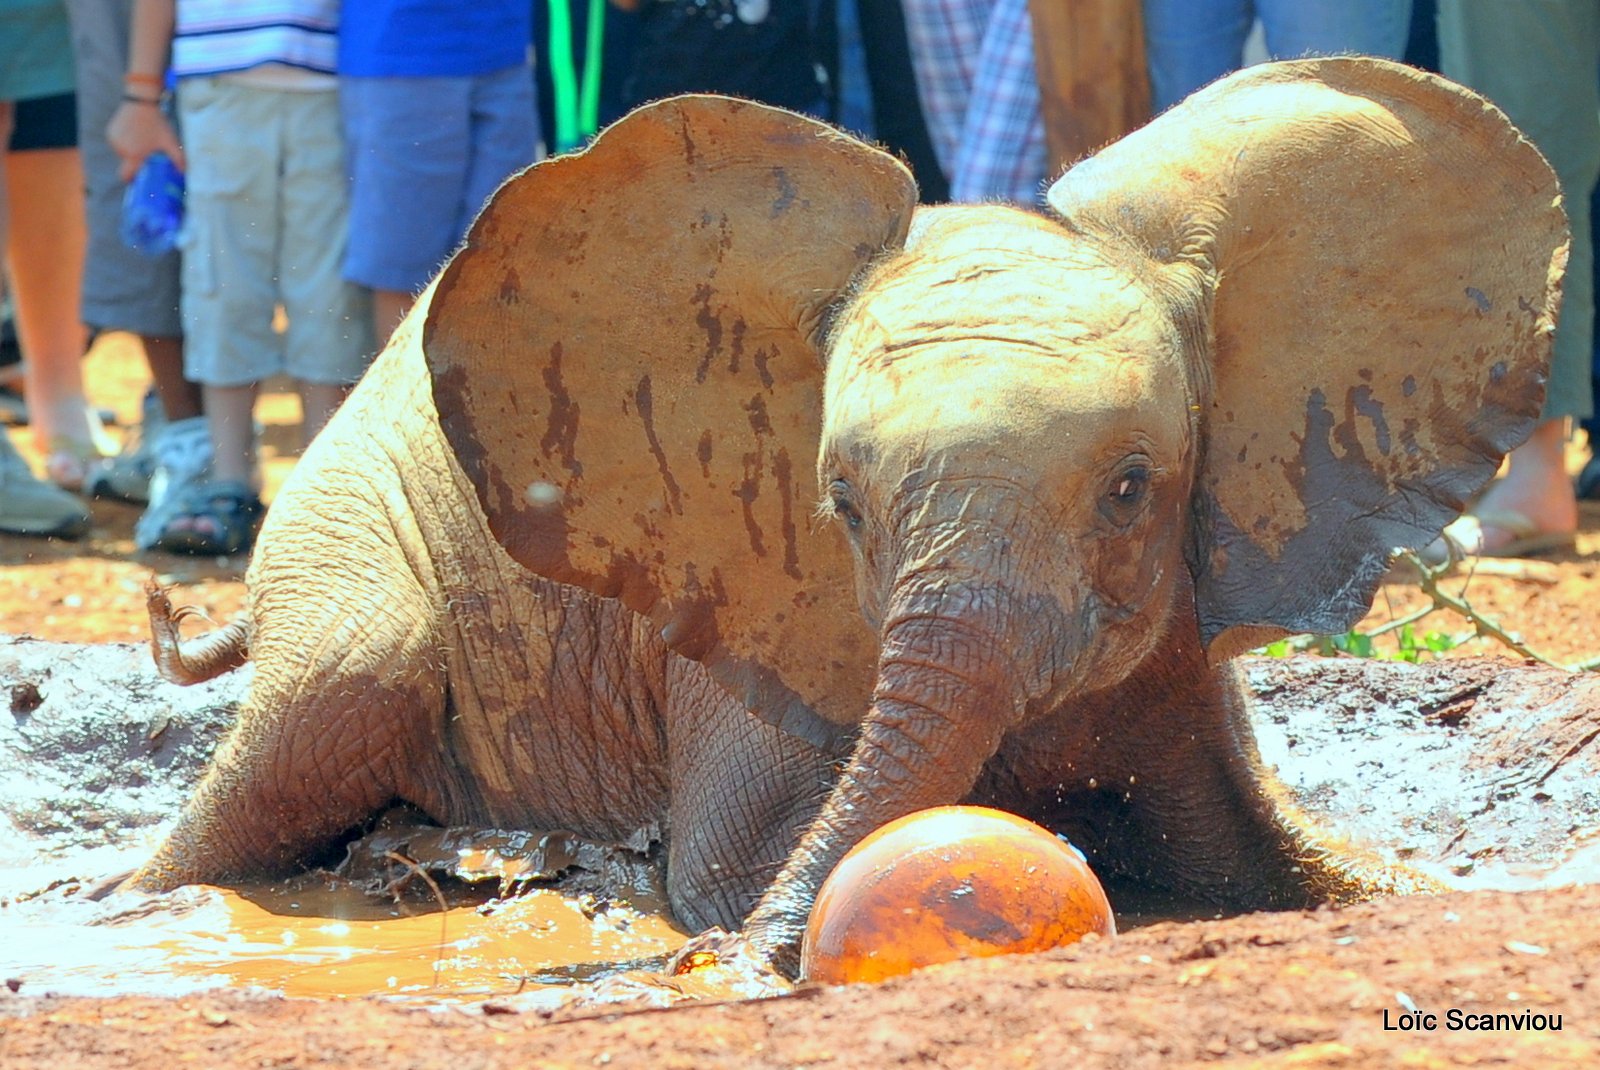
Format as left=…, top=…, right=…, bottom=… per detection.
left=1143, top=0, right=1414, bottom=111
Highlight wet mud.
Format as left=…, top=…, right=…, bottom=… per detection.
left=3, top=630, right=1600, bottom=1062
left=4, top=638, right=1596, bottom=973
left=1245, top=656, right=1600, bottom=889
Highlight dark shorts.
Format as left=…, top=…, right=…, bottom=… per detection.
left=8, top=92, right=77, bottom=151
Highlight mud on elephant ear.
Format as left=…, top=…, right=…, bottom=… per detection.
left=425, top=95, right=919, bottom=747
left=1048, top=56, right=1568, bottom=662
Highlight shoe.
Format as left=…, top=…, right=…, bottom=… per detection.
left=0, top=431, right=90, bottom=538
left=1420, top=509, right=1577, bottom=565
left=87, top=390, right=165, bottom=504
left=150, top=478, right=264, bottom=556
left=134, top=416, right=213, bottom=551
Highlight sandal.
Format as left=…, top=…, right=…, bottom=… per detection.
left=151, top=479, right=265, bottom=556
left=1420, top=508, right=1577, bottom=565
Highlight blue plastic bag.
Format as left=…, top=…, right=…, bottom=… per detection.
left=120, top=152, right=185, bottom=257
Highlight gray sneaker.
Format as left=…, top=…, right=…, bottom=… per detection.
left=87, top=389, right=165, bottom=504
left=0, top=431, right=90, bottom=538
left=134, top=416, right=214, bottom=551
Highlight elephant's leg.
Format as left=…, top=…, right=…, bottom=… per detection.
left=1192, top=662, right=1444, bottom=903
left=1038, top=656, right=1440, bottom=908
left=134, top=598, right=446, bottom=891
left=663, top=658, right=840, bottom=933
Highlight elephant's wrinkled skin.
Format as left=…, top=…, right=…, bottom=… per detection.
left=140, top=317, right=835, bottom=933
left=142, top=59, right=1566, bottom=976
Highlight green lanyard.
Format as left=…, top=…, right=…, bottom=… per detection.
left=548, top=0, right=606, bottom=153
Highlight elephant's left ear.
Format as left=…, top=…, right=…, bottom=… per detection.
left=1047, top=57, right=1567, bottom=660
left=426, top=95, right=917, bottom=746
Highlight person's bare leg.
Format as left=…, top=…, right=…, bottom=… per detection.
left=200, top=382, right=258, bottom=488
left=373, top=289, right=410, bottom=348
left=0, top=103, right=10, bottom=269
left=142, top=334, right=202, bottom=422
left=3, top=146, right=111, bottom=479
left=0, top=106, right=92, bottom=536
left=298, top=380, right=350, bottom=445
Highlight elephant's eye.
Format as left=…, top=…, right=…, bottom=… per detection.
left=1111, top=468, right=1147, bottom=502
left=829, top=480, right=864, bottom=531
left=1102, top=465, right=1150, bottom=523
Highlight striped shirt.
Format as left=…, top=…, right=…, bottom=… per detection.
left=172, top=0, right=339, bottom=80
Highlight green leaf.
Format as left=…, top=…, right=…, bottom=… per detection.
left=1333, top=632, right=1375, bottom=658
left=1423, top=631, right=1459, bottom=653
left=1396, top=622, right=1418, bottom=652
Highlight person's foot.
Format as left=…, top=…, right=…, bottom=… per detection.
left=1424, top=508, right=1576, bottom=562
left=151, top=478, right=264, bottom=556
left=133, top=416, right=213, bottom=552
left=36, top=404, right=118, bottom=493
left=44, top=436, right=110, bottom=493
left=1471, top=461, right=1577, bottom=542
left=1422, top=419, right=1577, bottom=564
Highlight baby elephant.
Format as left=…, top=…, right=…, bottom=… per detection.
left=145, top=57, right=1564, bottom=975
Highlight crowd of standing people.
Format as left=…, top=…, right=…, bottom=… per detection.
left=0, top=0, right=1595, bottom=562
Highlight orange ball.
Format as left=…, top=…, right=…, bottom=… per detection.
left=800, top=805, right=1115, bottom=985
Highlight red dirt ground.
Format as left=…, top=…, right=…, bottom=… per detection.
left=1, top=333, right=1597, bottom=1068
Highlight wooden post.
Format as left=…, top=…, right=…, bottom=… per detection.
left=1028, top=0, right=1152, bottom=173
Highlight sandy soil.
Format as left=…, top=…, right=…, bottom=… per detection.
left=3, top=884, right=1598, bottom=1070
left=1, top=333, right=1598, bottom=1069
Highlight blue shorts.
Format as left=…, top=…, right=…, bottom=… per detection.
left=340, top=64, right=541, bottom=294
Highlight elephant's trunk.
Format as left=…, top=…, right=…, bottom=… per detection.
left=745, top=584, right=1032, bottom=975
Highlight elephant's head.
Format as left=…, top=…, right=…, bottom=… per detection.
left=816, top=204, right=1208, bottom=728
left=425, top=60, right=1564, bottom=965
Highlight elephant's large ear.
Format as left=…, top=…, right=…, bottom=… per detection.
left=426, top=96, right=917, bottom=745
left=1047, top=57, right=1566, bottom=660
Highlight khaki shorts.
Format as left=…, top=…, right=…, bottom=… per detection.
left=177, top=76, right=373, bottom=387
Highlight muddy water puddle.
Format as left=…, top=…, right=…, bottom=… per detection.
left=3, top=881, right=699, bottom=1003
left=1, top=821, right=778, bottom=1007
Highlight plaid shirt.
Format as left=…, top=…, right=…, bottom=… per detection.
left=902, top=0, right=1049, bottom=204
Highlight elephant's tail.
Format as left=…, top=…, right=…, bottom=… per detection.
left=145, top=579, right=251, bottom=685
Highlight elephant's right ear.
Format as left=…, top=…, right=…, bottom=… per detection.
left=426, top=96, right=917, bottom=746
